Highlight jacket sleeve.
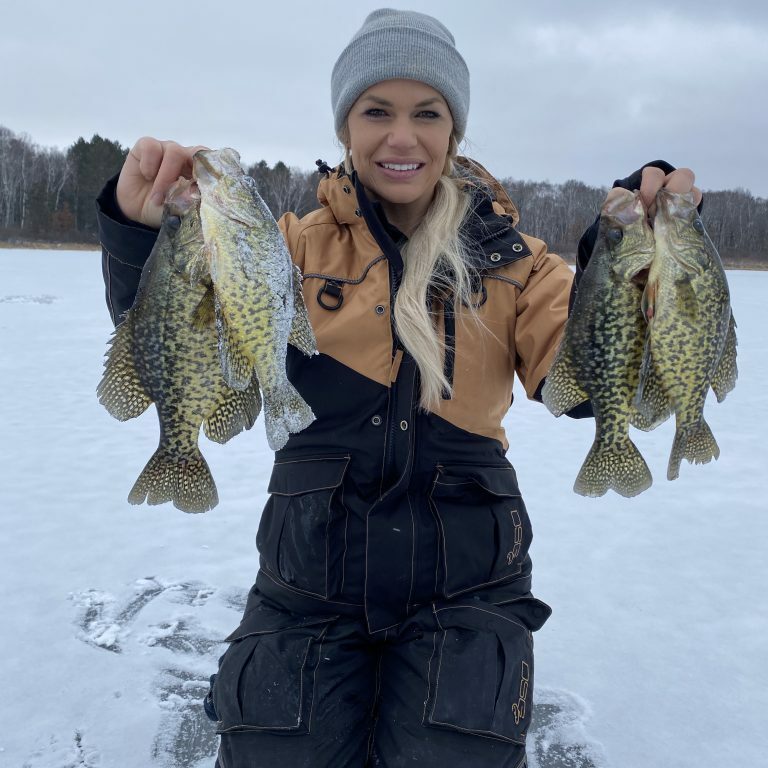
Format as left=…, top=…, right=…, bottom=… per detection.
left=97, top=174, right=159, bottom=326
left=513, top=235, right=574, bottom=399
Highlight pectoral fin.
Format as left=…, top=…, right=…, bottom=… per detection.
left=541, top=351, right=589, bottom=417
left=97, top=315, right=152, bottom=421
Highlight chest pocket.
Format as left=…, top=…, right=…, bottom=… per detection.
left=429, top=464, right=532, bottom=598
left=256, top=455, right=350, bottom=599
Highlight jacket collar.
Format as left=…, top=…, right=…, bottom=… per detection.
left=462, top=187, right=532, bottom=270
left=315, top=159, right=531, bottom=270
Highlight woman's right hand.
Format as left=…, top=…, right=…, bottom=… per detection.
left=116, top=137, right=209, bottom=229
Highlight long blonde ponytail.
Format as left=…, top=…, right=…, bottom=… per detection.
left=340, top=132, right=476, bottom=409
left=394, top=165, right=474, bottom=409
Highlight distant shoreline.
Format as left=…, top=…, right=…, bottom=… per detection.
left=0, top=240, right=100, bottom=251
left=1, top=241, right=765, bottom=269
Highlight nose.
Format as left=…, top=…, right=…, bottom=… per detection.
left=387, top=117, right=418, bottom=150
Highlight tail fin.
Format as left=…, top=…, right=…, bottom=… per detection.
left=128, top=447, right=218, bottom=513
left=262, top=380, right=316, bottom=450
left=667, top=419, right=720, bottom=481
left=575, top=437, right=653, bottom=498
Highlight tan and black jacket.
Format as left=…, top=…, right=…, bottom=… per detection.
left=98, top=161, right=581, bottom=634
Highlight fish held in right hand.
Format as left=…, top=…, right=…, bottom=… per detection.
left=98, top=177, right=261, bottom=513
left=193, top=148, right=317, bottom=451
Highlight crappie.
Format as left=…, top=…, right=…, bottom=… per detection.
left=97, top=178, right=262, bottom=513
left=637, top=189, right=737, bottom=480
left=193, top=148, right=316, bottom=450
left=542, top=189, right=656, bottom=497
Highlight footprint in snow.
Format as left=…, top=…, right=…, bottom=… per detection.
left=22, top=730, right=99, bottom=768
left=152, top=667, right=219, bottom=768
left=67, top=577, right=245, bottom=766
left=67, top=581, right=607, bottom=768
left=69, top=578, right=223, bottom=653
left=528, top=687, right=608, bottom=768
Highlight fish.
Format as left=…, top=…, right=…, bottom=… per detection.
left=193, top=148, right=317, bottom=451
left=97, top=178, right=262, bottom=513
left=542, top=189, right=657, bottom=497
left=637, top=189, right=737, bottom=480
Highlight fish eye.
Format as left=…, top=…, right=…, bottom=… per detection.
left=607, top=228, right=623, bottom=244
left=692, top=218, right=704, bottom=233
left=166, top=215, right=181, bottom=231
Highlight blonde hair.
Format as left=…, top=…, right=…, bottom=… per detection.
left=340, top=131, right=476, bottom=409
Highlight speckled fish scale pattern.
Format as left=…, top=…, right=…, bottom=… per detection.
left=98, top=183, right=261, bottom=513
left=543, top=191, right=657, bottom=497
left=640, top=190, right=737, bottom=480
left=195, top=150, right=316, bottom=450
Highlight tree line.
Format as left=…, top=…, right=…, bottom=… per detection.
left=1, top=125, right=765, bottom=267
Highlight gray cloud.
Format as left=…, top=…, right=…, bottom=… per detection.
left=2, top=0, right=766, bottom=195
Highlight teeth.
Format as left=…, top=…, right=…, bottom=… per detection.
left=381, top=163, right=420, bottom=171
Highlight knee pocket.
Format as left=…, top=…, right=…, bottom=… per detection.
left=209, top=603, right=337, bottom=735
left=423, top=599, right=549, bottom=745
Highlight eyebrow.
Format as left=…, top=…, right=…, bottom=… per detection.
left=361, top=95, right=444, bottom=108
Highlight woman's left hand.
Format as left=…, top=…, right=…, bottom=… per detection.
left=638, top=166, right=702, bottom=217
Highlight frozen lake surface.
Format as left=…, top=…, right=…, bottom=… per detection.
left=1, top=250, right=766, bottom=768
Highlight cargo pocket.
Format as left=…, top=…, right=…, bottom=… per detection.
left=423, top=600, right=548, bottom=744
left=429, top=464, right=532, bottom=598
left=211, top=602, right=337, bottom=734
left=256, top=455, right=350, bottom=599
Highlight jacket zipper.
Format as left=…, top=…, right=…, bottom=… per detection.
left=383, top=257, right=403, bottom=486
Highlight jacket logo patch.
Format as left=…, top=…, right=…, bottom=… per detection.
left=506, top=508, right=524, bottom=565
left=511, top=660, right=530, bottom=725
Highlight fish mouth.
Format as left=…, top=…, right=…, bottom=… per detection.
left=165, top=177, right=200, bottom=216
left=193, top=148, right=243, bottom=184
left=630, top=266, right=650, bottom=288
left=601, top=188, right=642, bottom=222
left=193, top=151, right=220, bottom=183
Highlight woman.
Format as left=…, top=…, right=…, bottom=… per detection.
left=97, top=9, right=700, bottom=767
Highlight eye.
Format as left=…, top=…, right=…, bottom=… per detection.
left=364, top=108, right=388, bottom=118
left=416, top=110, right=441, bottom=119
left=692, top=218, right=704, bottom=233
left=606, top=228, right=623, bottom=244
left=165, top=215, right=181, bottom=231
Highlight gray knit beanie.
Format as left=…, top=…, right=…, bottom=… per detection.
left=331, top=8, right=470, bottom=140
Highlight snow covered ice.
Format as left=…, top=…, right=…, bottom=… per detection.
left=1, top=250, right=766, bottom=767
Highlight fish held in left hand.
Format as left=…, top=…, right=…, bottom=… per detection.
left=543, top=189, right=656, bottom=498
left=637, top=189, right=738, bottom=480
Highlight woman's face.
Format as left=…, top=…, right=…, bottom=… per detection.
left=345, top=79, right=454, bottom=225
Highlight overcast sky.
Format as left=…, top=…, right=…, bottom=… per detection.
left=3, top=0, right=767, bottom=195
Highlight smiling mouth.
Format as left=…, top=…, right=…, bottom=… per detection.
left=377, top=162, right=424, bottom=172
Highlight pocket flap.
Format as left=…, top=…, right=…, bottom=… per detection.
left=226, top=601, right=337, bottom=642
left=425, top=601, right=536, bottom=744
left=435, top=464, right=520, bottom=497
left=267, top=455, right=350, bottom=496
left=214, top=609, right=337, bottom=734
left=495, top=596, right=552, bottom=633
